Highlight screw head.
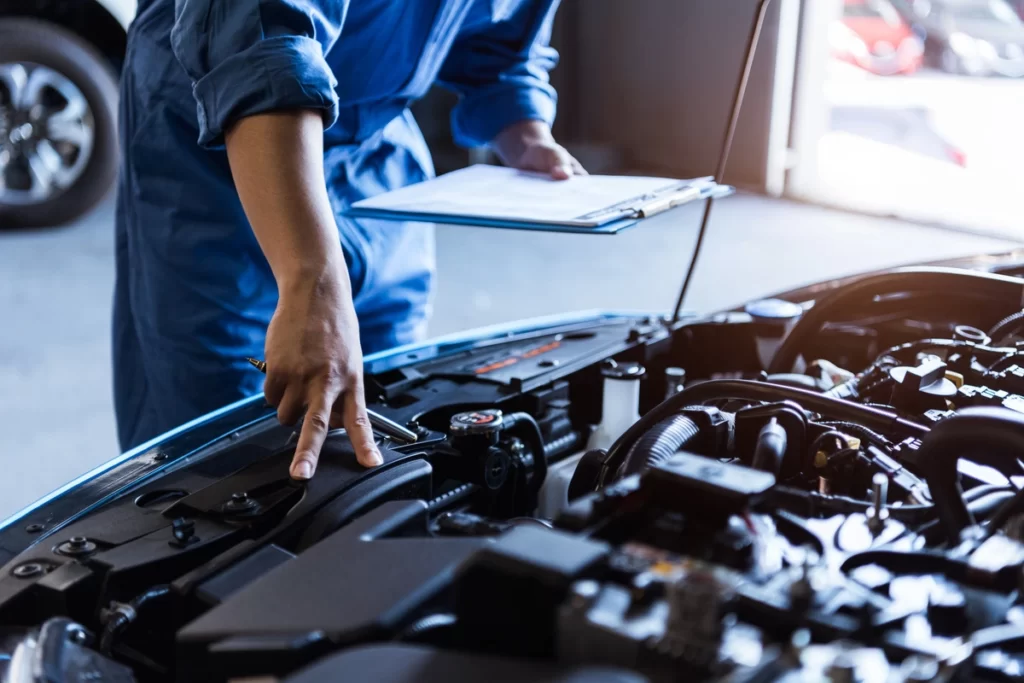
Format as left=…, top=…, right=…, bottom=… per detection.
left=570, top=580, right=601, bottom=608
left=67, top=627, right=89, bottom=645
left=57, top=537, right=96, bottom=557
left=225, top=491, right=257, bottom=512
left=153, top=452, right=170, bottom=462
left=12, top=562, right=44, bottom=579
left=25, top=523, right=45, bottom=534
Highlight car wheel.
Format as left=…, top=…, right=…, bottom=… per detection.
left=0, top=18, right=118, bottom=228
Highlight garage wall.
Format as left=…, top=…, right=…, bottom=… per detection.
left=417, top=0, right=787, bottom=190
left=554, top=0, right=785, bottom=189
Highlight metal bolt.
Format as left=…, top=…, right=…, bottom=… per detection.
left=665, top=367, right=687, bottom=399
left=67, top=627, right=88, bottom=645
left=153, top=452, right=169, bottom=462
left=225, top=491, right=257, bottom=512
left=169, top=517, right=199, bottom=547
left=788, top=628, right=811, bottom=660
left=790, top=549, right=817, bottom=608
left=827, top=652, right=859, bottom=683
left=25, top=523, right=45, bottom=534
left=570, top=580, right=600, bottom=608
left=12, top=562, right=44, bottom=579
left=866, top=473, right=890, bottom=535
left=9, top=122, right=33, bottom=144
left=57, top=536, right=97, bottom=557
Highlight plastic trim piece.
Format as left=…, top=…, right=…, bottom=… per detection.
left=0, top=311, right=653, bottom=534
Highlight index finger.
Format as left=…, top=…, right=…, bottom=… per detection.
left=343, top=382, right=383, bottom=468
left=290, top=390, right=335, bottom=480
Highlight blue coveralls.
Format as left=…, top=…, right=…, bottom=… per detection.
left=114, top=0, right=560, bottom=450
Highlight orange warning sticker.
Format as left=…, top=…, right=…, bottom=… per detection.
left=473, top=340, right=562, bottom=375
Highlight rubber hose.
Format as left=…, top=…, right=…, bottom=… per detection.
left=503, top=412, right=548, bottom=510
left=767, top=486, right=934, bottom=524
left=600, top=379, right=928, bottom=487
left=619, top=414, right=700, bottom=477
left=964, top=484, right=1014, bottom=503
left=818, top=421, right=892, bottom=448
left=768, top=268, right=1024, bottom=374
left=751, top=418, right=787, bottom=476
left=989, top=309, right=1024, bottom=343
left=917, top=407, right=1024, bottom=543
left=810, top=430, right=853, bottom=454
left=919, top=490, right=1016, bottom=545
left=969, top=490, right=1016, bottom=521
left=99, top=584, right=172, bottom=654
left=979, top=485, right=1024, bottom=536
left=766, top=373, right=821, bottom=390
left=878, top=338, right=1018, bottom=363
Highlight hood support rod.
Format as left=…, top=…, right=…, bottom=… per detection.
left=671, top=0, right=774, bottom=323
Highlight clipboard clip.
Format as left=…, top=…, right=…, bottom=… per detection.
left=633, top=185, right=703, bottom=218
left=578, top=177, right=715, bottom=224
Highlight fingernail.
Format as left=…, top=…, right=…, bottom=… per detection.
left=557, top=165, right=572, bottom=176
left=369, top=449, right=384, bottom=467
left=292, top=461, right=313, bottom=480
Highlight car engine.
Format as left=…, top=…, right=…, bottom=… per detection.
left=6, top=265, right=1024, bottom=682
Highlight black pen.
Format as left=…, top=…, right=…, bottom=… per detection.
left=245, top=357, right=418, bottom=444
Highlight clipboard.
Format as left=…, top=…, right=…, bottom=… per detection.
left=346, top=166, right=734, bottom=235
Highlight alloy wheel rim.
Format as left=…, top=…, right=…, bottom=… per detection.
left=0, top=62, right=95, bottom=206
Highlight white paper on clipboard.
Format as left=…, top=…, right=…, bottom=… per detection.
left=350, top=165, right=716, bottom=228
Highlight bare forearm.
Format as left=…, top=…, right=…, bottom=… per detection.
left=224, top=111, right=345, bottom=290
left=223, top=110, right=380, bottom=476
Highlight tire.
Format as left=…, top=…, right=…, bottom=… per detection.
left=0, top=18, right=119, bottom=228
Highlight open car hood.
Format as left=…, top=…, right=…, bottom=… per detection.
left=6, top=248, right=1024, bottom=682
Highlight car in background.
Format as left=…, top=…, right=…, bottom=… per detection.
left=831, top=105, right=968, bottom=167
left=832, top=0, right=925, bottom=75
left=0, top=0, right=134, bottom=228
left=897, top=0, right=1024, bottom=76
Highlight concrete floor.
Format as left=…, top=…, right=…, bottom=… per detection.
left=0, top=194, right=1017, bottom=521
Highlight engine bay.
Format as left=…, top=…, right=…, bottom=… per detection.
left=7, top=266, right=1024, bottom=682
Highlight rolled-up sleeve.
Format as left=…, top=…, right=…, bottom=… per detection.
left=437, top=0, right=561, bottom=149
left=170, top=0, right=348, bottom=148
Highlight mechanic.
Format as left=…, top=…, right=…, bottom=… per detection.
left=114, top=0, right=585, bottom=480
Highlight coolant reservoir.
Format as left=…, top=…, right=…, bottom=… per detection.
left=745, top=298, right=803, bottom=370
left=587, top=361, right=644, bottom=451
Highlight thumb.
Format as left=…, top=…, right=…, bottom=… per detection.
left=549, top=164, right=572, bottom=180
left=541, top=147, right=575, bottom=181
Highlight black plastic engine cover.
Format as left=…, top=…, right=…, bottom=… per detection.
left=454, top=525, right=610, bottom=658
left=176, top=501, right=484, bottom=680
left=284, top=644, right=649, bottom=683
